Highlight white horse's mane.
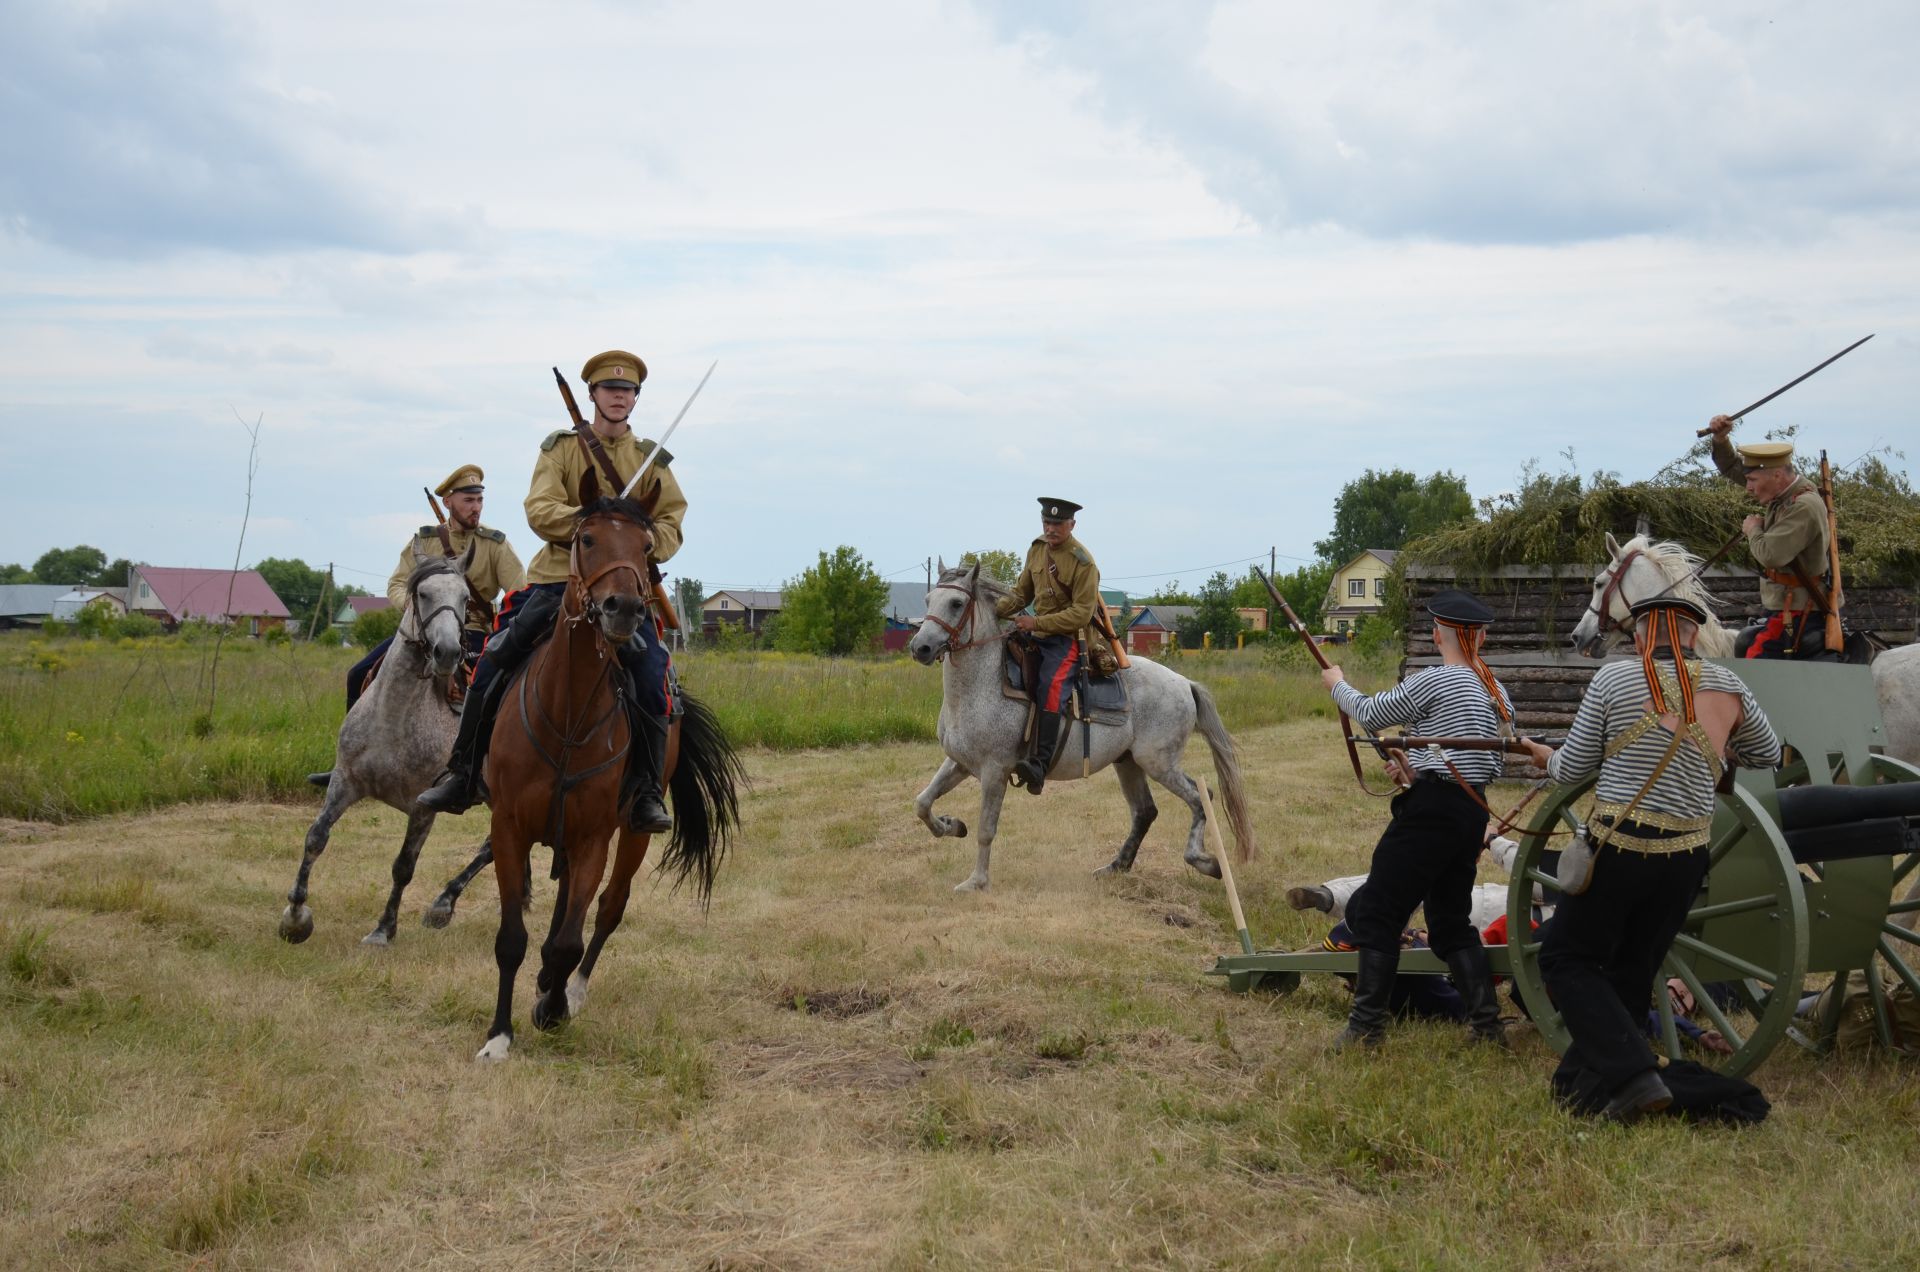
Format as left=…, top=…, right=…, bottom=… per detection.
left=937, top=564, right=1015, bottom=607
left=1615, top=534, right=1721, bottom=612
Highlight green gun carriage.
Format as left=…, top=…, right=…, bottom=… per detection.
left=1209, top=660, right=1920, bottom=1075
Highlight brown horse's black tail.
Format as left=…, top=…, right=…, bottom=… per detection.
left=662, top=692, right=745, bottom=906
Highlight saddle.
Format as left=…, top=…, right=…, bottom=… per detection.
left=1000, top=636, right=1129, bottom=725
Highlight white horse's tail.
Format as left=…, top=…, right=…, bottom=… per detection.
left=1190, top=682, right=1256, bottom=863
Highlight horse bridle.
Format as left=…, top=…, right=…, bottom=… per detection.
left=566, top=513, right=654, bottom=631
left=1581, top=547, right=1644, bottom=640
left=401, top=569, right=468, bottom=675
left=918, top=582, right=1008, bottom=657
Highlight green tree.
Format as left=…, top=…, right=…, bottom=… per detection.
left=958, top=549, right=1021, bottom=584
left=351, top=606, right=402, bottom=648
left=93, top=557, right=135, bottom=588
left=1314, top=469, right=1473, bottom=564
left=30, top=544, right=108, bottom=585
left=252, top=557, right=327, bottom=635
left=776, top=546, right=888, bottom=655
left=1176, top=571, right=1245, bottom=649
left=1140, top=579, right=1196, bottom=605
left=674, top=576, right=705, bottom=640
left=1236, top=560, right=1337, bottom=635
left=0, top=563, right=33, bottom=584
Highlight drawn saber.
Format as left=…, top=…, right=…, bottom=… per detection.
left=622, top=359, right=717, bottom=498
left=1694, top=335, right=1874, bottom=436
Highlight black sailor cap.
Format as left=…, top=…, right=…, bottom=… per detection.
left=1628, top=594, right=1712, bottom=623
left=1426, top=588, right=1495, bottom=626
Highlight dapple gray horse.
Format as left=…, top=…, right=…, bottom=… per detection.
left=1571, top=532, right=1920, bottom=765
left=907, top=562, right=1255, bottom=892
left=279, top=549, right=484, bottom=946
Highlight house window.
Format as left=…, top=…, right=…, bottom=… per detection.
left=720, top=599, right=729, bottom=609
left=1374, top=578, right=1387, bottom=599
left=1337, top=620, right=1351, bottom=634
left=1348, top=578, right=1366, bottom=598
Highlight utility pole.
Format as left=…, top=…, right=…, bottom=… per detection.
left=1270, top=546, right=1276, bottom=577
left=307, top=563, right=334, bottom=641
left=925, top=556, right=932, bottom=592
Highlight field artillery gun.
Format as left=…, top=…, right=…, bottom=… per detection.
left=1209, top=660, right=1920, bottom=1076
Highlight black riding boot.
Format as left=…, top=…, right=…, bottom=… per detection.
left=1445, top=944, right=1507, bottom=1046
left=1332, top=947, right=1398, bottom=1051
left=614, top=642, right=673, bottom=834
left=416, top=588, right=559, bottom=815
left=1011, top=710, right=1066, bottom=795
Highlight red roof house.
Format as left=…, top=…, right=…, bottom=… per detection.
left=128, top=565, right=293, bottom=634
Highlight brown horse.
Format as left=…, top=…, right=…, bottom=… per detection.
left=474, top=468, right=740, bottom=1061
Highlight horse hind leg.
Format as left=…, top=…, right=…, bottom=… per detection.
left=1143, top=761, right=1221, bottom=880
left=1094, top=755, right=1158, bottom=877
left=280, top=779, right=357, bottom=943
left=571, top=828, right=655, bottom=1019
left=424, top=837, right=494, bottom=929
left=363, top=806, right=437, bottom=946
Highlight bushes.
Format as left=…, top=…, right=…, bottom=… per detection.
left=350, top=607, right=401, bottom=648
left=115, top=613, right=163, bottom=639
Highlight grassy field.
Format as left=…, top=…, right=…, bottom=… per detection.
left=4, top=717, right=1919, bottom=1268
left=0, top=634, right=1391, bottom=821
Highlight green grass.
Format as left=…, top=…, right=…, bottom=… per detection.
left=0, top=633, right=1394, bottom=822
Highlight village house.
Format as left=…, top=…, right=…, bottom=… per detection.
left=332, top=596, right=392, bottom=631
left=50, top=587, right=129, bottom=620
left=0, top=584, right=74, bottom=631
left=126, top=566, right=293, bottom=635
left=701, top=589, right=783, bottom=637
left=1321, top=549, right=1398, bottom=637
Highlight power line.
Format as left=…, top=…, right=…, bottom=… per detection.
left=1102, top=549, right=1315, bottom=583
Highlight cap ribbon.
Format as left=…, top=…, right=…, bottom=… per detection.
left=1638, top=606, right=1697, bottom=724
left=1436, top=616, right=1511, bottom=727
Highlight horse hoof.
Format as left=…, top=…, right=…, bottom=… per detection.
left=360, top=928, right=391, bottom=948
left=953, top=875, right=989, bottom=893
left=531, top=995, right=566, bottom=1033
left=1092, top=859, right=1130, bottom=877
left=278, top=905, right=314, bottom=944
left=951, top=820, right=968, bottom=839
left=1185, top=853, right=1223, bottom=880
left=566, top=972, right=589, bottom=1018
left=422, top=899, right=455, bottom=930
left=475, top=1034, right=512, bottom=1063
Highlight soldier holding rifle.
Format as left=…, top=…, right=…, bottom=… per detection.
left=345, top=464, right=523, bottom=708
left=1703, top=417, right=1835, bottom=660
left=996, top=497, right=1103, bottom=795
left=418, top=351, right=688, bottom=833
left=1319, top=590, right=1515, bottom=1050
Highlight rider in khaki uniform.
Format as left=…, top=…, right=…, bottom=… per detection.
left=417, top=351, right=686, bottom=832
left=345, top=465, right=524, bottom=708
left=1705, top=417, right=1832, bottom=659
left=995, top=497, right=1102, bottom=794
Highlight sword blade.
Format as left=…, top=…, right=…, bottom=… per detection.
left=1720, top=334, right=1875, bottom=427
left=622, top=359, right=718, bottom=499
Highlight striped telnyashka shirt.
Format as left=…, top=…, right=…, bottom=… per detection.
left=1332, top=665, right=1515, bottom=786
left=1547, top=659, right=1781, bottom=828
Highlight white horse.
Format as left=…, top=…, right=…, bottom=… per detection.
left=280, top=549, right=480, bottom=946
left=1569, top=533, right=1736, bottom=659
left=1572, top=532, right=1919, bottom=764
left=907, top=561, right=1255, bottom=892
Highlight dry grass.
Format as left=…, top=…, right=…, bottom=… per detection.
left=4, top=727, right=1919, bottom=1269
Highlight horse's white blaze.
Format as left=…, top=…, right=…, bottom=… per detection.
left=566, top=971, right=589, bottom=1016
left=475, top=1034, right=512, bottom=1063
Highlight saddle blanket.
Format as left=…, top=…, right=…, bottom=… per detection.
left=1002, top=660, right=1130, bottom=725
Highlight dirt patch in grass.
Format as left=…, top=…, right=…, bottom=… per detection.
left=0, top=818, right=57, bottom=843
left=777, top=985, right=891, bottom=1018
left=728, top=1039, right=926, bottom=1092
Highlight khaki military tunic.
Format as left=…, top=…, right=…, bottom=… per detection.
left=995, top=535, right=1101, bottom=635
left=386, top=524, right=525, bottom=633
left=524, top=429, right=687, bottom=586
left=1712, top=437, right=1831, bottom=611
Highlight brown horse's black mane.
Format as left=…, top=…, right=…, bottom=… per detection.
left=577, top=495, right=654, bottom=528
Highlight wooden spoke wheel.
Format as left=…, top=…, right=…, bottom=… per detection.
left=1505, top=774, right=1809, bottom=1079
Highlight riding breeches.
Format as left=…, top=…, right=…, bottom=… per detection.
left=1032, top=634, right=1080, bottom=712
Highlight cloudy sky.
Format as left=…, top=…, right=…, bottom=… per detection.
left=3, top=0, right=1914, bottom=600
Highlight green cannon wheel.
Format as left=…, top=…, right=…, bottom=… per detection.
left=1504, top=773, right=1809, bottom=1079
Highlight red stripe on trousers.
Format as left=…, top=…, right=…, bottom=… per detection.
left=1043, top=639, right=1079, bottom=711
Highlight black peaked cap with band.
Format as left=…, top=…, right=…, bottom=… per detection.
left=1038, top=497, right=1082, bottom=522
left=1426, top=589, right=1495, bottom=626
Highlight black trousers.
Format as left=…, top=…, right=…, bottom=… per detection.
left=469, top=582, right=674, bottom=717
left=1344, top=778, right=1487, bottom=960
left=1539, top=841, right=1709, bottom=1092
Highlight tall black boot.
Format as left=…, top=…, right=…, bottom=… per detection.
left=1445, top=944, right=1507, bottom=1046
left=1011, top=710, right=1066, bottom=795
left=622, top=700, right=673, bottom=834
left=1332, top=947, right=1398, bottom=1051
left=416, top=588, right=558, bottom=815
left=415, top=687, right=495, bottom=815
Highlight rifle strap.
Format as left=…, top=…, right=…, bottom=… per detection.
left=1341, top=709, right=1402, bottom=798
left=573, top=427, right=626, bottom=495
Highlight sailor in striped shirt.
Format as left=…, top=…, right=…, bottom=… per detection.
left=1521, top=594, right=1781, bottom=1121
left=1323, top=589, right=1516, bottom=1049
